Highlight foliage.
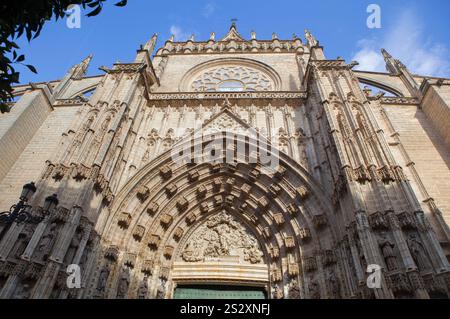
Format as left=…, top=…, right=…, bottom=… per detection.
left=0, top=0, right=127, bottom=112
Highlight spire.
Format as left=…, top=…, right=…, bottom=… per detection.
left=304, top=29, right=318, bottom=47
left=72, top=54, right=93, bottom=79
left=168, top=34, right=175, bottom=42
left=221, top=22, right=245, bottom=41
left=209, top=32, right=216, bottom=41
left=381, top=48, right=404, bottom=74
left=143, top=33, right=158, bottom=54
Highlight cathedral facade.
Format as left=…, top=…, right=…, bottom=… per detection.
left=0, top=24, right=449, bottom=299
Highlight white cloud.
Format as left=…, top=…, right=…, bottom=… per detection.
left=169, top=25, right=190, bottom=42
left=202, top=3, right=216, bottom=18
left=352, top=10, right=450, bottom=77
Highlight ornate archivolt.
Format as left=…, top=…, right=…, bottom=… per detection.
left=90, top=131, right=338, bottom=299
left=180, top=58, right=282, bottom=92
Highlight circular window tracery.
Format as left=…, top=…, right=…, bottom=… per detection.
left=191, top=65, right=275, bottom=92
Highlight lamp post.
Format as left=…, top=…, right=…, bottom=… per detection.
left=0, top=182, right=58, bottom=225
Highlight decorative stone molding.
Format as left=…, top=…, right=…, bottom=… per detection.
left=118, top=212, right=132, bottom=229
left=105, top=246, right=119, bottom=262
left=284, top=236, right=296, bottom=249
left=397, top=212, right=417, bottom=230
left=269, top=184, right=282, bottom=197
left=148, top=234, right=161, bottom=249
left=186, top=212, right=197, bottom=225
left=258, top=196, right=270, bottom=209
left=165, top=183, right=178, bottom=197
left=159, top=165, right=172, bottom=180
left=141, top=260, right=153, bottom=275
left=286, top=203, right=299, bottom=216
left=174, top=227, right=184, bottom=241
left=176, top=197, right=189, bottom=212
left=299, top=228, right=311, bottom=240
left=288, top=263, right=300, bottom=277
left=313, top=214, right=328, bottom=229
left=147, top=202, right=159, bottom=216
left=136, top=185, right=150, bottom=203
left=269, top=245, right=280, bottom=259
left=197, top=185, right=207, bottom=198
left=123, top=253, right=136, bottom=269
left=160, top=214, right=173, bottom=228
left=273, top=213, right=285, bottom=226
left=188, top=170, right=200, bottom=182
left=199, top=202, right=209, bottom=214
left=368, top=212, right=390, bottom=230
left=271, top=267, right=282, bottom=282
left=304, top=257, right=317, bottom=272
left=296, top=186, right=309, bottom=200
left=132, top=225, right=145, bottom=242
left=321, top=250, right=337, bottom=266
left=164, top=246, right=174, bottom=259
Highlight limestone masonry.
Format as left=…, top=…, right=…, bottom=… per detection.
left=0, top=24, right=449, bottom=299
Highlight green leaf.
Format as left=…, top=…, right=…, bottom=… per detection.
left=26, top=64, right=37, bottom=74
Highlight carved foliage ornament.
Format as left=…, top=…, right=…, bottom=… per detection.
left=181, top=212, right=264, bottom=264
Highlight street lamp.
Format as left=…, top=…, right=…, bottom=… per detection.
left=0, top=182, right=58, bottom=225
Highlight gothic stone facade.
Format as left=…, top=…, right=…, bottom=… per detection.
left=0, top=25, right=450, bottom=299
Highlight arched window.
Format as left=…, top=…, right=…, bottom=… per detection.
left=217, top=80, right=245, bottom=92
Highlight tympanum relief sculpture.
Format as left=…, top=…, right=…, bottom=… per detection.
left=180, top=212, right=264, bottom=264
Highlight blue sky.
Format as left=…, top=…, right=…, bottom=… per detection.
left=15, top=0, right=450, bottom=85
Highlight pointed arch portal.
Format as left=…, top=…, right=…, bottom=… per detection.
left=97, top=128, right=336, bottom=299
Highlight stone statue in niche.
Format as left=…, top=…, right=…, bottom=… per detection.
left=407, top=234, right=432, bottom=271
left=327, top=270, right=341, bottom=298
left=12, top=283, right=31, bottom=299
left=96, top=264, right=110, bottom=293
left=181, top=212, right=264, bottom=264
left=156, top=279, right=166, bottom=299
left=64, top=230, right=83, bottom=264
left=12, top=224, right=34, bottom=259
left=137, top=276, right=149, bottom=299
left=116, top=268, right=131, bottom=299
left=35, top=222, right=58, bottom=261
left=272, top=285, right=284, bottom=299
left=378, top=232, right=399, bottom=271
left=309, top=279, right=321, bottom=299
left=288, top=280, right=301, bottom=299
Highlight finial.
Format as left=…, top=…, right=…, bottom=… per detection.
left=251, top=31, right=256, bottom=40
left=381, top=48, right=392, bottom=60
left=304, top=29, right=318, bottom=47
left=209, top=32, right=216, bottom=41
left=143, top=33, right=158, bottom=53
left=272, top=32, right=278, bottom=40
left=293, top=33, right=298, bottom=40
left=72, top=54, right=93, bottom=79
left=189, top=34, right=195, bottom=42
left=222, top=97, right=232, bottom=108
left=168, top=34, right=175, bottom=42
left=230, top=18, right=238, bottom=29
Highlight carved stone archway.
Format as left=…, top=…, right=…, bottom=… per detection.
left=89, top=130, right=339, bottom=299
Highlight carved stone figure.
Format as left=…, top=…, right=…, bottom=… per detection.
left=181, top=212, right=263, bottom=264
left=309, top=280, right=321, bottom=299
left=327, top=271, right=341, bottom=298
left=378, top=233, right=398, bottom=271
left=288, top=280, right=301, bottom=299
left=156, top=279, right=166, bottom=299
left=116, top=268, right=130, bottom=299
left=13, top=283, right=31, bottom=299
left=96, top=265, right=110, bottom=293
left=64, top=230, right=83, bottom=264
left=407, top=234, right=432, bottom=271
left=35, top=222, right=58, bottom=261
left=272, top=285, right=284, bottom=299
left=137, top=276, right=149, bottom=299
left=12, top=225, right=34, bottom=259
